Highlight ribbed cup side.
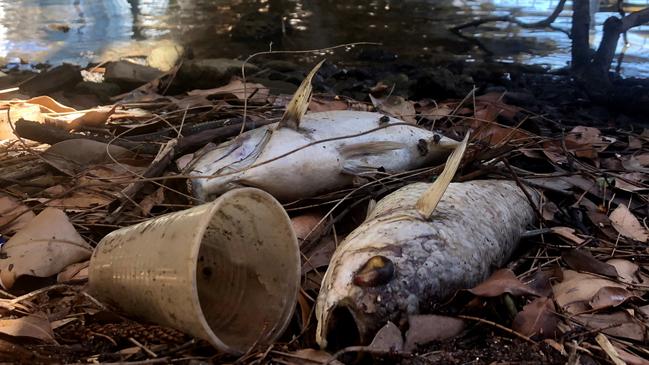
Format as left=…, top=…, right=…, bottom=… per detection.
left=89, top=188, right=300, bottom=354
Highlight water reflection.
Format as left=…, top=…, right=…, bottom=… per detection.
left=0, top=0, right=647, bottom=76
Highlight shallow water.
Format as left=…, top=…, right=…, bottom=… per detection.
left=0, top=0, right=647, bottom=76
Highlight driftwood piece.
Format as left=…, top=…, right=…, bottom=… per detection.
left=0, top=159, right=49, bottom=186
left=14, top=118, right=277, bottom=155
left=176, top=118, right=276, bottom=151
left=14, top=119, right=160, bottom=155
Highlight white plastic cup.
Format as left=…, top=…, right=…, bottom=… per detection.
left=88, top=188, right=300, bottom=354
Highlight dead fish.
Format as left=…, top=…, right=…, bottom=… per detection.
left=186, top=61, right=460, bottom=202
left=315, top=142, right=538, bottom=348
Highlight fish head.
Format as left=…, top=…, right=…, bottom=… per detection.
left=419, top=133, right=465, bottom=161
left=188, top=174, right=244, bottom=202
left=316, top=241, right=408, bottom=350
left=187, top=131, right=271, bottom=202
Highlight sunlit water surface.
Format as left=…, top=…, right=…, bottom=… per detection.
left=0, top=0, right=647, bottom=76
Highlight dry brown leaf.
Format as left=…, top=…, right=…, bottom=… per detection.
left=553, top=270, right=626, bottom=313
left=616, top=347, right=649, bottom=365
left=524, top=177, right=574, bottom=194
left=369, top=321, right=403, bottom=352
left=0, top=208, right=92, bottom=289
left=296, top=291, right=311, bottom=331
left=622, top=154, right=649, bottom=173
left=633, top=153, right=649, bottom=165
left=0, top=314, right=55, bottom=342
left=615, top=173, right=647, bottom=192
left=468, top=269, right=540, bottom=297
left=26, top=96, right=76, bottom=113
left=564, top=126, right=614, bottom=159
left=46, top=187, right=115, bottom=211
left=512, top=297, right=559, bottom=339
left=585, top=209, right=619, bottom=240
left=542, top=142, right=568, bottom=165
left=602, top=157, right=624, bottom=170
left=309, top=97, right=348, bottom=112
left=57, top=261, right=89, bottom=282
left=628, top=135, right=643, bottom=150
left=609, top=204, right=648, bottom=242
left=472, top=123, right=532, bottom=146
left=188, top=79, right=270, bottom=103
left=574, top=311, right=646, bottom=341
left=66, top=105, right=117, bottom=130
left=405, top=315, right=465, bottom=351
left=589, top=286, right=637, bottom=310
left=524, top=266, right=563, bottom=298
left=369, top=94, right=416, bottom=124
left=607, top=259, right=649, bottom=285
left=167, top=95, right=213, bottom=110
left=277, top=349, right=343, bottom=365
left=41, top=139, right=136, bottom=175
left=416, top=100, right=453, bottom=122
left=302, top=236, right=336, bottom=275
left=542, top=201, right=560, bottom=221
left=43, top=105, right=116, bottom=130
left=465, top=98, right=530, bottom=146
left=543, top=339, right=566, bottom=356
left=138, top=187, right=165, bottom=216
left=291, top=213, right=325, bottom=241
left=50, top=318, right=77, bottom=330
left=9, top=102, right=45, bottom=121
left=561, top=249, right=618, bottom=278
left=551, top=227, right=587, bottom=245
left=0, top=194, right=35, bottom=235
left=474, top=92, right=521, bottom=121
left=369, top=81, right=390, bottom=97
left=80, top=164, right=146, bottom=182
left=44, top=164, right=142, bottom=211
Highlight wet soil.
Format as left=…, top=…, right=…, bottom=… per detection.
left=402, top=333, right=566, bottom=365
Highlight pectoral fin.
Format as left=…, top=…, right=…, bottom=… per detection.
left=339, top=141, right=406, bottom=175
left=366, top=199, right=377, bottom=219
left=277, top=60, right=325, bottom=130
left=415, top=133, right=470, bottom=219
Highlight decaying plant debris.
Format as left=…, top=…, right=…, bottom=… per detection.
left=0, top=56, right=649, bottom=365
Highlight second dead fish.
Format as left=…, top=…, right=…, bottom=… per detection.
left=315, top=137, right=538, bottom=348
left=185, top=61, right=460, bottom=202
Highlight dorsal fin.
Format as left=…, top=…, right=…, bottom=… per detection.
left=415, top=133, right=470, bottom=219
left=276, top=60, right=325, bottom=130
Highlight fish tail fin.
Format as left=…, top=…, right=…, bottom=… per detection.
left=277, top=59, right=325, bottom=130
left=415, top=132, right=470, bottom=219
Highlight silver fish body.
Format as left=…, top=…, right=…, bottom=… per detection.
left=315, top=180, right=537, bottom=349
left=186, top=111, right=459, bottom=202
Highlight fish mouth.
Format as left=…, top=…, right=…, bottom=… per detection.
left=324, top=303, right=377, bottom=351
left=188, top=178, right=209, bottom=202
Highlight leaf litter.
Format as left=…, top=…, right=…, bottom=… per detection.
left=0, top=58, right=649, bottom=364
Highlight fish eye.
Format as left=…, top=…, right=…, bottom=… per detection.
left=353, top=255, right=394, bottom=287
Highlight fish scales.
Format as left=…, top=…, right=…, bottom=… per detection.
left=186, top=110, right=459, bottom=202
left=316, top=180, right=538, bottom=348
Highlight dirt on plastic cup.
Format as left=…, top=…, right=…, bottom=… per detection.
left=88, top=188, right=300, bottom=354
